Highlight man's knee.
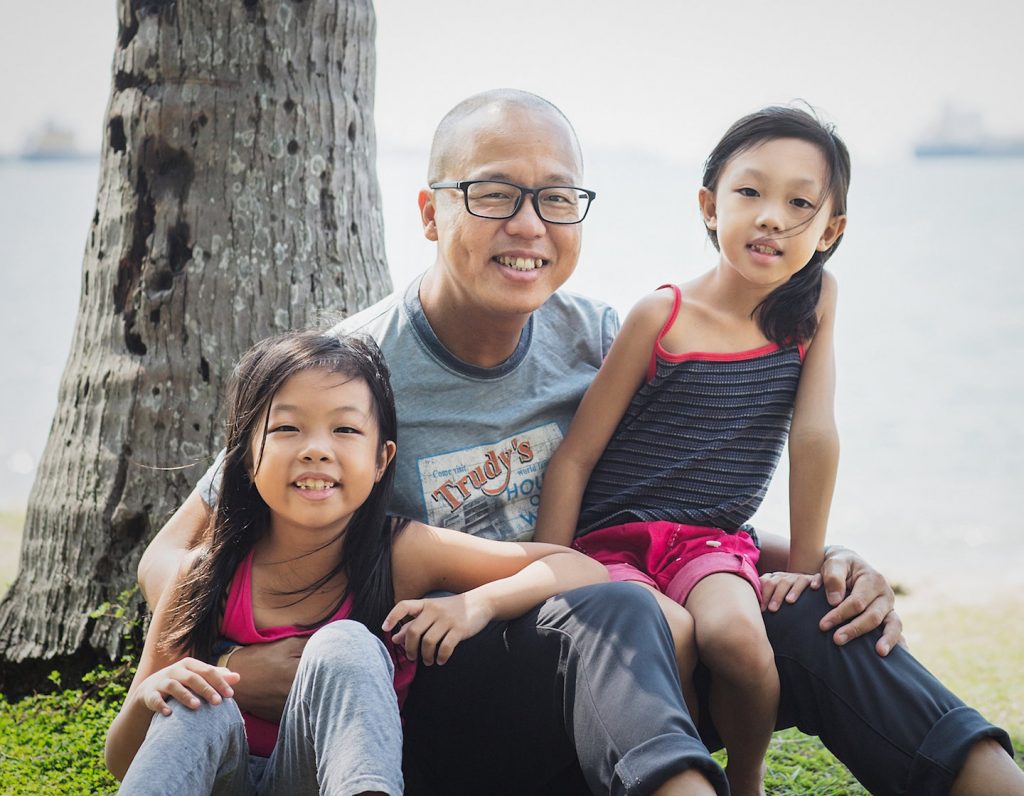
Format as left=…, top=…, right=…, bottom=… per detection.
left=545, top=581, right=664, bottom=634
left=761, top=587, right=879, bottom=660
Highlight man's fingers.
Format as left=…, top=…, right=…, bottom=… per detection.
left=831, top=598, right=887, bottom=645
left=758, top=578, right=778, bottom=612
left=874, top=610, right=906, bottom=657
left=819, top=556, right=849, bottom=606
left=819, top=591, right=867, bottom=632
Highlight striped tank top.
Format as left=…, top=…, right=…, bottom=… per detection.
left=576, top=284, right=803, bottom=536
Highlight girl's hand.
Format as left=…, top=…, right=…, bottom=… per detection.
left=759, top=570, right=822, bottom=612
left=135, top=657, right=240, bottom=716
left=383, top=594, right=492, bottom=666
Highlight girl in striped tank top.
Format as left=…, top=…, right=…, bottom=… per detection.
left=535, top=106, right=851, bottom=796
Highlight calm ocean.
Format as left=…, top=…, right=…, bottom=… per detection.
left=2, top=151, right=1022, bottom=587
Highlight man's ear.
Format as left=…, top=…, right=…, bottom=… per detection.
left=817, top=214, right=847, bottom=251
left=419, top=189, right=438, bottom=242
left=698, top=187, right=717, bottom=230
left=375, top=440, right=397, bottom=482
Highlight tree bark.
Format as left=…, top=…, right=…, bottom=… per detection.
left=0, top=0, right=389, bottom=663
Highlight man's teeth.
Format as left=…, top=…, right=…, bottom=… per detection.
left=750, top=244, right=781, bottom=255
left=497, top=256, right=544, bottom=271
left=295, top=480, right=336, bottom=490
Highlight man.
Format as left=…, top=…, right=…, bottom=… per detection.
left=140, top=90, right=1019, bottom=795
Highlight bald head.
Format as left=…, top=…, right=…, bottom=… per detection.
left=427, top=89, right=583, bottom=184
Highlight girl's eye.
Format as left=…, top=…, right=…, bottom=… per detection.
left=334, top=426, right=359, bottom=435
left=269, top=424, right=298, bottom=433
left=791, top=198, right=814, bottom=209
left=737, top=187, right=758, bottom=197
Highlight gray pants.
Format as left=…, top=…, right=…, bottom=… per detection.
left=119, top=620, right=403, bottom=796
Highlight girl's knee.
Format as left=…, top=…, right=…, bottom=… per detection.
left=698, top=613, right=775, bottom=680
left=152, top=695, right=244, bottom=739
left=301, top=620, right=392, bottom=675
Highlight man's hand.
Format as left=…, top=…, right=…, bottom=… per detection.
left=818, top=546, right=907, bottom=656
left=228, top=637, right=306, bottom=722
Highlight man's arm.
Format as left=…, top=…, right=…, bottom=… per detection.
left=758, top=532, right=904, bottom=656
left=137, top=489, right=212, bottom=608
left=137, top=489, right=304, bottom=721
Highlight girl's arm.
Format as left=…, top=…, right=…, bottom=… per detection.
left=105, top=555, right=238, bottom=781
left=385, top=522, right=609, bottom=665
left=533, top=291, right=671, bottom=545
left=787, top=272, right=840, bottom=573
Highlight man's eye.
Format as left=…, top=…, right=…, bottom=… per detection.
left=541, top=190, right=576, bottom=205
left=469, top=184, right=516, bottom=202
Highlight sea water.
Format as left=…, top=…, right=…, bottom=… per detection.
left=1, top=152, right=1022, bottom=587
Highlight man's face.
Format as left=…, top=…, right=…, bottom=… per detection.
left=420, top=106, right=585, bottom=319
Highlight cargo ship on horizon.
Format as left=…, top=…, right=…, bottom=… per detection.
left=915, top=105, right=1024, bottom=158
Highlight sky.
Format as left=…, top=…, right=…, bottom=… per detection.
left=1, top=0, right=1022, bottom=164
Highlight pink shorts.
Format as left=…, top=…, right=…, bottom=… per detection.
left=573, top=521, right=761, bottom=605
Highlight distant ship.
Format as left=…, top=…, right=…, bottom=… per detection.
left=17, top=121, right=94, bottom=161
left=914, top=105, right=1024, bottom=158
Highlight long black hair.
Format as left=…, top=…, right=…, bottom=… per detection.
left=163, top=330, right=405, bottom=660
left=702, top=106, right=851, bottom=345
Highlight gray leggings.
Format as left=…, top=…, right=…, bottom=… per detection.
left=118, top=620, right=403, bottom=796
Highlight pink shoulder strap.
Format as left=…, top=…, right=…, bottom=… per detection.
left=646, top=284, right=682, bottom=382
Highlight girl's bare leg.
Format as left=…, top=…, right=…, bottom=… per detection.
left=685, top=573, right=778, bottom=796
left=634, top=582, right=700, bottom=720
left=951, top=738, right=1024, bottom=795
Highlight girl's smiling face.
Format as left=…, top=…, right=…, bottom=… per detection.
left=249, top=367, right=396, bottom=542
left=699, top=137, right=847, bottom=292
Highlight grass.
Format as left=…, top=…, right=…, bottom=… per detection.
left=0, top=581, right=1020, bottom=793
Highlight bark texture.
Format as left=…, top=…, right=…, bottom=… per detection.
left=0, top=0, right=389, bottom=663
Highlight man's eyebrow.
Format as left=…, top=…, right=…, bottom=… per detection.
left=476, top=170, right=581, bottom=185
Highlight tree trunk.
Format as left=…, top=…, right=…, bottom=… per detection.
left=0, top=0, right=389, bottom=665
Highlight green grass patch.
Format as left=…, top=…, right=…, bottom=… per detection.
left=0, top=666, right=126, bottom=795
left=1, top=598, right=1020, bottom=793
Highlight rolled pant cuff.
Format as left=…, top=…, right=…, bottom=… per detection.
left=613, top=733, right=728, bottom=796
left=907, top=705, right=1014, bottom=794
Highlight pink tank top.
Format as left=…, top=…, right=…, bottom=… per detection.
left=221, top=549, right=416, bottom=757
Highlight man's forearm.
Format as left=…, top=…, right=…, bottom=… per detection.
left=138, top=489, right=212, bottom=608
left=228, top=639, right=305, bottom=722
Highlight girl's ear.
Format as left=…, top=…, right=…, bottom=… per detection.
left=817, top=214, right=847, bottom=251
left=375, top=440, right=397, bottom=482
left=698, top=187, right=717, bottom=230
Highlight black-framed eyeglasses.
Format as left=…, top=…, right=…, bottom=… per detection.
left=430, top=180, right=596, bottom=224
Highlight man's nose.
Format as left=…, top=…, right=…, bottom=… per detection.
left=505, top=191, right=547, bottom=236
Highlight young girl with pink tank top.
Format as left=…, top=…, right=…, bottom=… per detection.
left=535, top=106, right=850, bottom=796
left=105, top=330, right=605, bottom=794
